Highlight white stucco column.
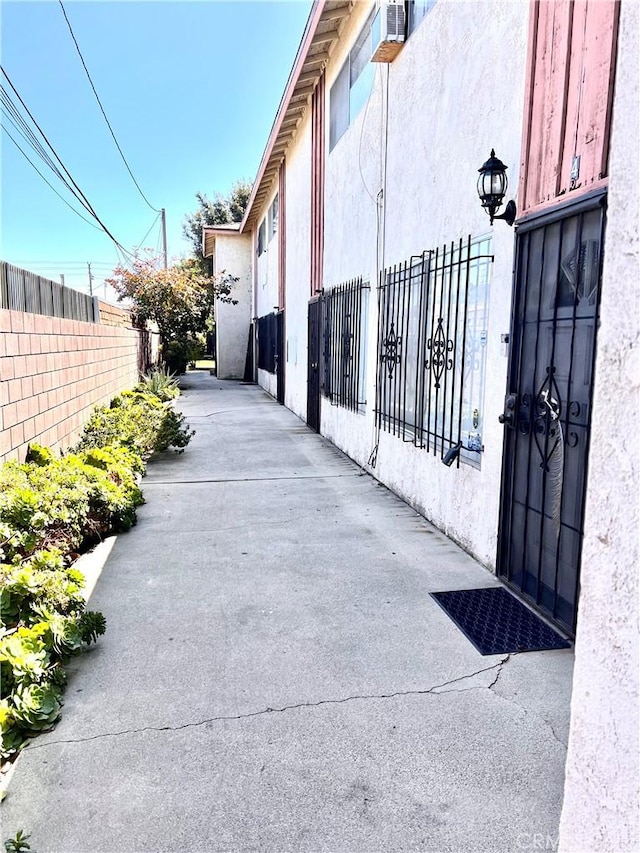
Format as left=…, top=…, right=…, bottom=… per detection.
left=558, top=4, right=640, bottom=851
left=214, top=234, right=253, bottom=380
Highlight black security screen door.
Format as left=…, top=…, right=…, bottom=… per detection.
left=307, top=298, right=321, bottom=431
left=276, top=310, right=285, bottom=405
left=497, top=190, right=606, bottom=635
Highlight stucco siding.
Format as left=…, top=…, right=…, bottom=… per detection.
left=255, top=187, right=280, bottom=320
left=283, top=112, right=313, bottom=420
left=320, top=0, right=529, bottom=566
left=558, top=4, right=640, bottom=850
left=214, top=234, right=252, bottom=380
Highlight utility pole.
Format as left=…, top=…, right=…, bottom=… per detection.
left=87, top=262, right=93, bottom=296
left=161, top=208, right=168, bottom=270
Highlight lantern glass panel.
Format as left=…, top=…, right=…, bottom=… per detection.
left=492, top=171, right=507, bottom=195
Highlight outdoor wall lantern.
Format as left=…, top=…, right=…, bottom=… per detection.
left=477, top=149, right=516, bottom=226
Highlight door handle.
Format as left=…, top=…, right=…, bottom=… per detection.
left=499, top=393, right=518, bottom=426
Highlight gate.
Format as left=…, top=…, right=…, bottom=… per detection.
left=307, top=297, right=321, bottom=431
left=275, top=310, right=285, bottom=405
left=497, top=190, right=606, bottom=634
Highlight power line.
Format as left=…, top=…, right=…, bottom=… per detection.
left=1, top=123, right=103, bottom=231
left=58, top=0, right=160, bottom=213
left=1, top=66, right=134, bottom=260
left=0, top=87, right=93, bottom=214
left=135, top=212, right=161, bottom=251
left=7, top=259, right=118, bottom=265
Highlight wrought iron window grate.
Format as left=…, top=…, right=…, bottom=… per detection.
left=376, top=236, right=493, bottom=463
left=257, top=312, right=277, bottom=373
left=322, top=277, right=369, bottom=412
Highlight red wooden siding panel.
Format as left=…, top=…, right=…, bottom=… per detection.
left=519, top=0, right=619, bottom=215
left=565, top=1, right=619, bottom=187
left=310, top=73, right=325, bottom=296
left=278, top=161, right=286, bottom=309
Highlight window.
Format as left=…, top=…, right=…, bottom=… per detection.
left=257, top=219, right=266, bottom=256
left=375, top=235, right=493, bottom=465
left=322, top=277, right=370, bottom=412
left=408, top=0, right=437, bottom=35
left=329, top=8, right=376, bottom=150
left=459, top=236, right=491, bottom=464
left=269, top=194, right=279, bottom=239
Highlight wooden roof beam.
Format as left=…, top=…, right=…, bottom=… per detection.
left=298, top=69, right=321, bottom=82
left=310, top=27, right=341, bottom=45
left=302, top=51, right=331, bottom=67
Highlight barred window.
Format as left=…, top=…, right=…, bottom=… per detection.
left=322, top=277, right=370, bottom=412
left=376, top=235, right=493, bottom=465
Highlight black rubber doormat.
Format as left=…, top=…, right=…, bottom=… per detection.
left=430, top=587, right=572, bottom=655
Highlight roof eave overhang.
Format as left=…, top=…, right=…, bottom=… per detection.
left=202, top=224, right=244, bottom=258
left=240, top=0, right=353, bottom=233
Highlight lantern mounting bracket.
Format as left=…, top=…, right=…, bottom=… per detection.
left=490, top=200, right=517, bottom=227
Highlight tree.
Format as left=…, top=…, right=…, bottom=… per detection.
left=183, top=180, right=252, bottom=269
left=107, top=254, right=238, bottom=373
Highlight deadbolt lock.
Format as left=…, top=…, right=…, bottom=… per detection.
left=499, top=393, right=517, bottom=426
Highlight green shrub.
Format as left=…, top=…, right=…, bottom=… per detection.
left=0, top=453, right=144, bottom=559
left=0, top=376, right=192, bottom=759
left=10, top=680, right=63, bottom=733
left=4, top=829, right=34, bottom=853
left=0, top=604, right=106, bottom=755
left=75, top=390, right=193, bottom=458
left=0, top=552, right=84, bottom=628
left=137, top=367, right=180, bottom=402
left=24, top=445, right=54, bottom=467
left=164, top=340, right=189, bottom=374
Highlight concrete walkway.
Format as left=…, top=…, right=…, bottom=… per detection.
left=3, top=374, right=573, bottom=853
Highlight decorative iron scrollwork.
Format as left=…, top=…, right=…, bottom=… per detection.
left=426, top=317, right=454, bottom=388
left=381, top=323, right=402, bottom=378
left=533, top=366, right=562, bottom=471
left=342, top=314, right=353, bottom=379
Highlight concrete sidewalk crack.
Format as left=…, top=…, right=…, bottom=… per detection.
left=145, top=473, right=361, bottom=486
left=487, top=653, right=511, bottom=689
left=25, top=657, right=509, bottom=751
left=485, top=673, right=569, bottom=749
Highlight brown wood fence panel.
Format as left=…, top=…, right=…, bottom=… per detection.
left=0, top=262, right=98, bottom=322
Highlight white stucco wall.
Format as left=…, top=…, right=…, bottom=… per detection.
left=283, top=111, right=313, bottom=420
left=320, top=0, right=529, bottom=566
left=558, top=4, right=640, bottom=851
left=254, top=185, right=281, bottom=399
left=213, top=233, right=252, bottom=380
left=255, top=187, right=280, bottom=319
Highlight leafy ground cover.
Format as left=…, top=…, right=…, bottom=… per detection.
left=0, top=372, right=192, bottom=764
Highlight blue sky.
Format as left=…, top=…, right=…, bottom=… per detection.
left=0, top=0, right=312, bottom=296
